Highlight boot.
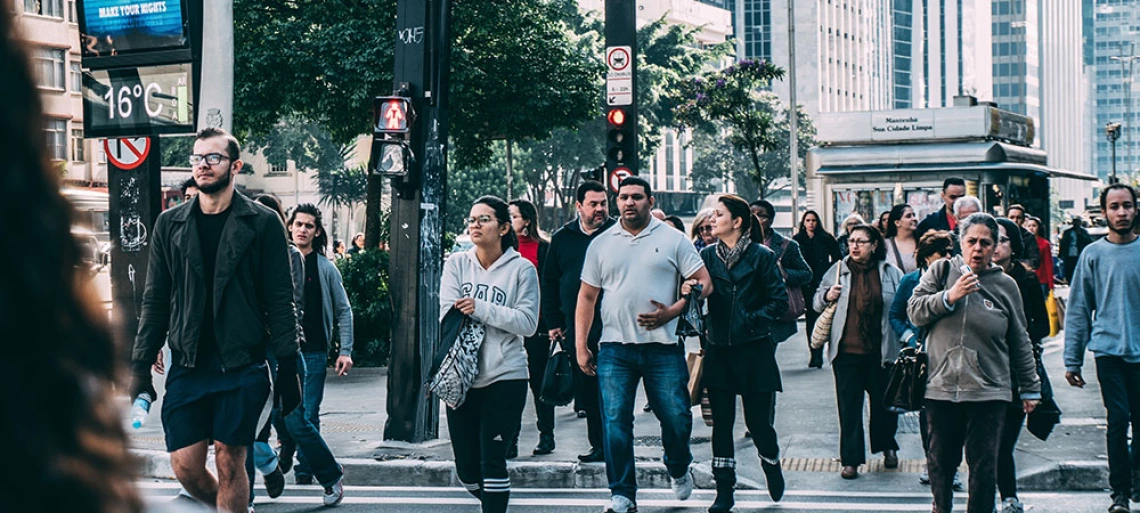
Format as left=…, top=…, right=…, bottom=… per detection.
left=709, top=466, right=736, bottom=513
left=808, top=347, right=824, bottom=368
left=761, top=459, right=785, bottom=502
left=533, top=432, right=555, bottom=455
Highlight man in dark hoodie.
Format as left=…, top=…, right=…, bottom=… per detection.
left=542, top=180, right=614, bottom=463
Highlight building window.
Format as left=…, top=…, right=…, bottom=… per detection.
left=665, top=132, right=676, bottom=191
left=67, top=0, right=77, bottom=22
left=24, top=0, right=63, bottom=18
left=46, top=119, right=67, bottom=160
left=267, top=161, right=288, bottom=175
left=69, top=61, right=81, bottom=92
left=71, top=128, right=85, bottom=162
left=34, top=48, right=66, bottom=89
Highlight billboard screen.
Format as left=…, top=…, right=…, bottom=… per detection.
left=82, top=63, right=195, bottom=138
left=78, top=0, right=189, bottom=60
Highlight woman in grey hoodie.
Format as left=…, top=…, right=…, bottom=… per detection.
left=439, top=195, right=540, bottom=513
left=908, top=213, right=1040, bottom=513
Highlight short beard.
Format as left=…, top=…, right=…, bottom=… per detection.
left=1109, top=222, right=1135, bottom=237
left=196, top=167, right=233, bottom=194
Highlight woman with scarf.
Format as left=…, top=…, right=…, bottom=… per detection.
left=794, top=210, right=843, bottom=368
left=812, top=224, right=904, bottom=480
left=685, top=195, right=788, bottom=511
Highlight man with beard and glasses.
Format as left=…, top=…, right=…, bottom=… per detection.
left=575, top=176, right=713, bottom=513
left=542, top=180, right=615, bottom=463
left=130, top=128, right=301, bottom=513
left=1064, top=184, right=1140, bottom=513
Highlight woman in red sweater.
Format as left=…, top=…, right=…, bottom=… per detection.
left=508, top=199, right=554, bottom=457
left=1023, top=216, right=1054, bottom=296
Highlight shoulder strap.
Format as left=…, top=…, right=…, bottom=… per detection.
left=889, top=238, right=905, bottom=270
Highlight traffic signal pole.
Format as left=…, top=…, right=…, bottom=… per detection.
left=604, top=0, right=638, bottom=187
left=383, top=0, right=453, bottom=443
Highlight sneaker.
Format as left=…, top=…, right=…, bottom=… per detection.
left=1111, top=493, right=1132, bottom=513
left=322, top=477, right=345, bottom=507
left=952, top=472, right=963, bottom=491
left=603, top=494, right=637, bottom=513
left=264, top=466, right=285, bottom=499
left=1002, top=497, right=1025, bottom=513
left=919, top=466, right=930, bottom=485
left=671, top=468, right=694, bottom=501
left=278, top=442, right=296, bottom=474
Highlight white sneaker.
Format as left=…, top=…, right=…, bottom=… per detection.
left=671, top=468, right=694, bottom=501
left=1002, top=497, right=1025, bottom=513
left=603, top=494, right=637, bottom=513
left=322, top=477, right=344, bottom=507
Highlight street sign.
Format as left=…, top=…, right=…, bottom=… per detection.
left=609, top=167, right=632, bottom=193
left=104, top=137, right=151, bottom=170
left=606, top=46, right=633, bottom=106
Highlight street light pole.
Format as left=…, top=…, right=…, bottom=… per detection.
left=1107, top=122, right=1122, bottom=183
left=1110, top=44, right=1137, bottom=181
left=788, top=0, right=799, bottom=221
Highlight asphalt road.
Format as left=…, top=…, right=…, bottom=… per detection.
left=140, top=480, right=1113, bottom=513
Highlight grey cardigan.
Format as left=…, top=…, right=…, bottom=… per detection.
left=811, top=258, right=904, bottom=364
left=309, top=254, right=355, bottom=357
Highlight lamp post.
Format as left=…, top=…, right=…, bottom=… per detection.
left=1107, top=121, right=1122, bottom=183
left=1110, top=45, right=1138, bottom=182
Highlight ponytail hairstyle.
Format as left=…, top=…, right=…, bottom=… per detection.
left=718, top=194, right=764, bottom=244
left=473, top=195, right=519, bottom=253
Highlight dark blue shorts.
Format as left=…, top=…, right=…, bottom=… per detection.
left=161, top=363, right=271, bottom=452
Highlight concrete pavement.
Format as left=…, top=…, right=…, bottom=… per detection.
left=129, top=288, right=1115, bottom=493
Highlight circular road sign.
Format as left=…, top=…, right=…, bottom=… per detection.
left=609, top=167, right=633, bottom=194
left=606, top=47, right=631, bottom=72
left=104, top=137, right=151, bottom=170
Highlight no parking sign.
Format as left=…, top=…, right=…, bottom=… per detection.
left=104, top=137, right=151, bottom=170
left=608, top=167, right=633, bottom=194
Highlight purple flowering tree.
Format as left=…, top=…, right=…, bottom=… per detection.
left=673, top=59, right=787, bottom=198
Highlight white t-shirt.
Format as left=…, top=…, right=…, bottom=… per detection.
left=580, top=217, right=705, bottom=345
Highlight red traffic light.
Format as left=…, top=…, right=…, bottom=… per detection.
left=375, top=96, right=413, bottom=134
left=607, top=108, right=626, bottom=127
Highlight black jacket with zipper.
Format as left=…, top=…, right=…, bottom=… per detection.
left=700, top=242, right=789, bottom=347
left=132, top=192, right=298, bottom=370
left=542, top=217, right=616, bottom=350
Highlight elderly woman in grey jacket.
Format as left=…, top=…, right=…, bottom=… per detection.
left=812, top=224, right=904, bottom=480
left=907, top=213, right=1041, bottom=513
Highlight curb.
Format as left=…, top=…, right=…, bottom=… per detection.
left=132, top=449, right=1108, bottom=491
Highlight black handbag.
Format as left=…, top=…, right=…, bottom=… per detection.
left=539, top=338, right=575, bottom=406
left=883, top=345, right=928, bottom=413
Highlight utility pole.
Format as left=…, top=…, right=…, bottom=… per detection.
left=1108, top=122, right=1122, bottom=183
left=787, top=0, right=799, bottom=217
left=196, top=0, right=233, bottom=132
left=382, top=0, right=453, bottom=442
left=1111, top=43, right=1138, bottom=181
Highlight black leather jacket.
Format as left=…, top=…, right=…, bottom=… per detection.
left=700, top=242, right=789, bottom=346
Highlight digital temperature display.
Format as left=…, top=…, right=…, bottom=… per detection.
left=82, top=63, right=195, bottom=138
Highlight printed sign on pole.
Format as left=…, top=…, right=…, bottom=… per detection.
left=609, top=167, right=633, bottom=193
left=606, top=46, right=633, bottom=106
left=104, top=137, right=152, bottom=170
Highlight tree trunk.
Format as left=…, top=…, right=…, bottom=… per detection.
left=748, top=144, right=765, bottom=200
left=364, top=173, right=384, bottom=248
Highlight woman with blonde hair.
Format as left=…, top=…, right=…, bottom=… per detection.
left=691, top=208, right=717, bottom=251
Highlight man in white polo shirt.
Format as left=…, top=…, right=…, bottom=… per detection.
left=575, top=176, right=713, bottom=513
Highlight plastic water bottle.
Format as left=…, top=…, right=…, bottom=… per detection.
left=130, top=392, right=153, bottom=430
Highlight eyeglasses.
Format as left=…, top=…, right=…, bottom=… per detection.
left=189, top=153, right=231, bottom=166
left=466, top=214, right=495, bottom=226
left=699, top=225, right=714, bottom=232
left=848, top=239, right=872, bottom=247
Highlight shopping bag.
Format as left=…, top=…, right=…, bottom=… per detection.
left=1046, top=290, right=1061, bottom=337
left=686, top=350, right=704, bottom=407
left=539, top=340, right=575, bottom=406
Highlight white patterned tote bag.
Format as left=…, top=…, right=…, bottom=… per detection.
left=428, top=317, right=485, bottom=409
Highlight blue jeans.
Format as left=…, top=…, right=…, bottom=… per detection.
left=294, top=351, right=328, bottom=480
left=597, top=343, right=693, bottom=501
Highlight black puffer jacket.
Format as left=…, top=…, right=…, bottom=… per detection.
left=700, top=242, right=789, bottom=346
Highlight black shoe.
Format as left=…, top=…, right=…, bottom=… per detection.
left=643, top=403, right=652, bottom=412
left=577, top=410, right=588, bottom=418
left=278, top=443, right=296, bottom=474
left=578, top=448, right=605, bottom=462
left=1111, top=493, right=1131, bottom=513
left=762, top=460, right=785, bottom=502
left=808, top=348, right=824, bottom=368
left=264, top=467, right=285, bottom=499
left=506, top=440, right=519, bottom=460
left=709, top=467, right=736, bottom=513
left=295, top=474, right=313, bottom=486
left=533, top=432, right=555, bottom=455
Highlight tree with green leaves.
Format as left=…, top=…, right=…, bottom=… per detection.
left=673, top=59, right=788, bottom=198
left=687, top=91, right=817, bottom=200
left=232, top=0, right=601, bottom=246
